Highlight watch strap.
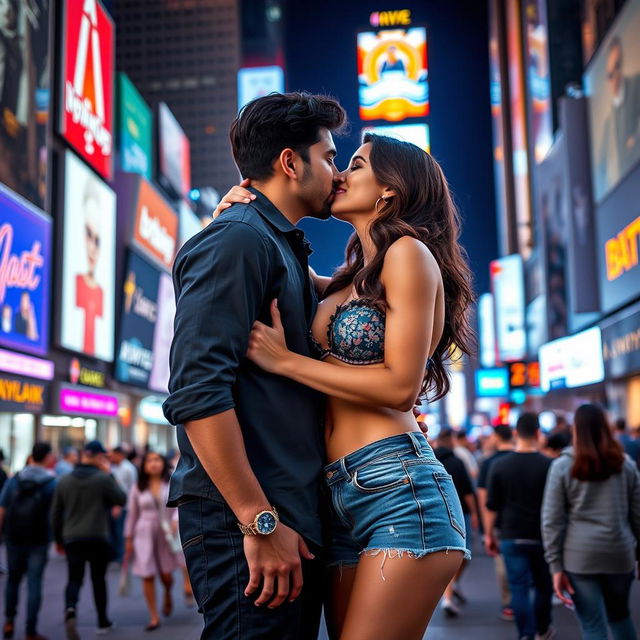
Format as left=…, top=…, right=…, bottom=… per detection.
left=237, top=507, right=279, bottom=536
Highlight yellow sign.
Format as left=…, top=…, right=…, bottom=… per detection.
left=0, top=377, right=44, bottom=405
left=605, top=215, right=640, bottom=281
left=370, top=9, right=412, bottom=27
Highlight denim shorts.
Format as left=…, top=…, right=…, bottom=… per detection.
left=324, top=431, right=470, bottom=568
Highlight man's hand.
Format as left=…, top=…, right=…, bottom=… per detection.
left=125, top=538, right=134, bottom=560
left=553, top=571, right=575, bottom=607
left=243, top=522, right=314, bottom=608
left=484, top=533, right=498, bottom=557
left=111, top=505, right=122, bottom=519
left=212, top=178, right=255, bottom=219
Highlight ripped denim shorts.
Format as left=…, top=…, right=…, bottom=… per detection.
left=324, top=431, right=471, bottom=569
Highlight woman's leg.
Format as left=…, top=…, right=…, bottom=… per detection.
left=142, top=577, right=159, bottom=626
left=325, top=566, right=357, bottom=640
left=567, top=572, right=608, bottom=640
left=600, top=572, right=637, bottom=640
left=339, top=550, right=463, bottom=640
left=160, top=572, right=174, bottom=616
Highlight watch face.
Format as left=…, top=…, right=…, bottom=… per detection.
left=256, top=511, right=277, bottom=534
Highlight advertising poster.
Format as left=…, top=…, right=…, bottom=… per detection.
left=584, top=0, right=640, bottom=204
left=116, top=250, right=159, bottom=387
left=148, top=272, right=175, bottom=393
left=237, top=66, right=285, bottom=112
left=59, top=0, right=114, bottom=180
left=357, top=27, right=428, bottom=122
left=478, top=292, right=496, bottom=368
left=117, top=73, right=152, bottom=180
left=158, top=102, right=191, bottom=198
left=132, top=178, right=179, bottom=271
left=601, top=306, right=640, bottom=380
left=0, top=184, right=51, bottom=356
left=361, top=123, right=430, bottom=153
left=0, top=0, right=51, bottom=209
left=60, top=151, right=116, bottom=361
left=179, top=199, right=202, bottom=248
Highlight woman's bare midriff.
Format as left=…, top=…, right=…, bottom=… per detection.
left=324, top=357, right=422, bottom=463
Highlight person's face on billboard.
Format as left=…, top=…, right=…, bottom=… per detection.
left=19, top=292, right=30, bottom=315
left=297, top=128, right=339, bottom=221
left=84, top=197, right=102, bottom=277
left=607, top=43, right=623, bottom=97
left=0, top=0, right=17, bottom=33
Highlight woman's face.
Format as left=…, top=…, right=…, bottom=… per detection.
left=331, top=143, right=385, bottom=220
left=144, top=452, right=164, bottom=478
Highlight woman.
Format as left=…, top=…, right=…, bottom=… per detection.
left=217, top=133, right=474, bottom=639
left=542, top=404, right=640, bottom=640
left=124, top=451, right=180, bottom=631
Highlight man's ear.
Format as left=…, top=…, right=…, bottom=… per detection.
left=278, top=148, right=299, bottom=180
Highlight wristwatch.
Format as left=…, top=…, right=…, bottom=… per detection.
left=238, top=507, right=279, bottom=536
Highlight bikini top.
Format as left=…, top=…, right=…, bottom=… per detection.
left=310, top=298, right=437, bottom=369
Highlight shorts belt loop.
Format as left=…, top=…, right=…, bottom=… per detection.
left=340, top=457, right=350, bottom=480
left=408, top=431, right=423, bottom=457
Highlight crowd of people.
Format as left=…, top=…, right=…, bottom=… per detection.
left=0, top=441, right=191, bottom=639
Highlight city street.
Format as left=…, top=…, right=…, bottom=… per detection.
left=3, top=545, right=638, bottom=639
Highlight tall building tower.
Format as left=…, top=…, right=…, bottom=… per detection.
left=113, top=0, right=241, bottom=193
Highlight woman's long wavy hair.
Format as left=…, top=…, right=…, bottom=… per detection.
left=324, top=134, right=475, bottom=402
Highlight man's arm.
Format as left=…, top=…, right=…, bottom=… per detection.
left=484, top=467, right=502, bottom=556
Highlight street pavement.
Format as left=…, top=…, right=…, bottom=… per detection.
left=1, top=546, right=638, bottom=639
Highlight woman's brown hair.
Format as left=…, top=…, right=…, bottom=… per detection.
left=324, top=134, right=475, bottom=401
left=572, top=404, right=624, bottom=482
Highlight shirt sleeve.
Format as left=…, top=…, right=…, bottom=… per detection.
left=541, top=458, right=569, bottom=574
left=162, top=221, right=271, bottom=425
left=485, top=464, right=503, bottom=512
left=477, top=459, right=490, bottom=489
left=0, top=477, right=16, bottom=508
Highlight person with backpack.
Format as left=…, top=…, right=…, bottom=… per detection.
left=0, top=442, right=56, bottom=640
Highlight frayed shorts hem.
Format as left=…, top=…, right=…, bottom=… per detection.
left=328, top=545, right=470, bottom=569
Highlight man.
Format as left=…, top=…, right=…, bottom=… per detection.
left=434, top=428, right=479, bottom=617
left=477, top=424, right=515, bottom=622
left=162, top=92, right=346, bottom=640
left=595, top=36, right=640, bottom=201
left=0, top=442, right=55, bottom=640
left=51, top=441, right=126, bottom=639
left=454, top=429, right=479, bottom=481
left=614, top=417, right=640, bottom=465
left=55, top=447, right=78, bottom=478
left=109, top=445, right=137, bottom=562
left=485, top=413, right=554, bottom=640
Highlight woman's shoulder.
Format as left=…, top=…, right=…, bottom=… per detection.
left=382, top=236, right=440, bottom=280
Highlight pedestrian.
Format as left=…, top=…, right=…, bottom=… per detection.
left=485, top=413, right=554, bottom=640
left=541, top=432, right=570, bottom=460
left=0, top=442, right=56, bottom=640
left=614, top=417, right=640, bottom=465
left=454, top=429, right=480, bottom=481
left=124, top=451, right=180, bottom=631
left=109, top=445, right=138, bottom=562
left=542, top=404, right=640, bottom=640
left=54, top=447, right=78, bottom=478
left=477, top=424, right=514, bottom=622
left=51, top=440, right=127, bottom=639
left=434, top=428, right=479, bottom=617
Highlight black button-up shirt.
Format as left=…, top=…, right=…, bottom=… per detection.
left=163, top=188, right=325, bottom=546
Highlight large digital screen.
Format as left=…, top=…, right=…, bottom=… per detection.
left=475, top=368, right=509, bottom=398
left=478, top=293, right=496, bottom=368
left=491, top=254, right=527, bottom=362
left=148, top=272, right=175, bottom=393
left=0, top=185, right=51, bottom=356
left=584, top=0, right=640, bottom=204
left=361, top=123, right=430, bottom=153
left=60, top=151, right=116, bottom=362
left=237, top=66, right=285, bottom=112
left=117, top=73, right=152, bottom=180
left=158, top=102, right=191, bottom=198
left=0, top=0, right=51, bottom=209
left=357, top=27, right=428, bottom=122
left=59, top=0, right=114, bottom=180
left=539, top=326, right=604, bottom=391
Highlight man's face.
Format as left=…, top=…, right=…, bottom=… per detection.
left=297, top=128, right=339, bottom=220
left=607, top=44, right=623, bottom=97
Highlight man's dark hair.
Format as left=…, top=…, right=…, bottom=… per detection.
left=546, top=432, right=570, bottom=452
left=516, top=412, right=540, bottom=439
left=438, top=427, right=454, bottom=445
left=230, top=92, right=346, bottom=180
left=614, top=417, right=626, bottom=432
left=32, top=442, right=52, bottom=463
left=494, top=424, right=513, bottom=443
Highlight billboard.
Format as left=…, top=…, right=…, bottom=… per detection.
left=357, top=27, right=428, bottom=122
left=0, top=0, right=51, bottom=209
left=475, top=368, right=509, bottom=398
left=539, top=326, right=604, bottom=391
left=237, top=66, right=285, bottom=112
left=116, top=250, right=159, bottom=387
left=0, top=185, right=51, bottom=356
left=148, top=272, right=175, bottom=393
left=361, top=123, right=430, bottom=153
left=478, top=292, right=496, bottom=368
left=60, top=151, right=116, bottom=361
left=117, top=73, right=152, bottom=180
left=491, top=254, right=527, bottom=362
left=584, top=0, right=640, bottom=204
left=132, top=178, right=179, bottom=271
left=601, top=305, right=640, bottom=379
left=59, top=0, right=114, bottom=180
left=179, top=200, right=202, bottom=248
left=158, top=102, right=191, bottom=198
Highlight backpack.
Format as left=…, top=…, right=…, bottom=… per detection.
left=4, top=474, right=54, bottom=545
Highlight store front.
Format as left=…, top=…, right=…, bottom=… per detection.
left=133, top=395, right=175, bottom=455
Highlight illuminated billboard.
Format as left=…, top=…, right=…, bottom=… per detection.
left=357, top=27, right=428, bottom=122
left=237, top=66, right=285, bottom=112
left=158, top=103, right=191, bottom=198
left=362, top=123, right=430, bottom=153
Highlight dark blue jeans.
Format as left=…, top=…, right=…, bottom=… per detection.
left=178, top=496, right=324, bottom=640
left=500, top=540, right=552, bottom=638
left=567, top=571, right=637, bottom=640
left=4, top=542, right=49, bottom=635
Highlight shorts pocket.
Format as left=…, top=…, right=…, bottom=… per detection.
left=433, top=472, right=466, bottom=538
left=352, top=457, right=409, bottom=493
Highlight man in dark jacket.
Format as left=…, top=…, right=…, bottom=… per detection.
left=434, top=428, right=478, bottom=617
left=52, top=441, right=126, bottom=639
